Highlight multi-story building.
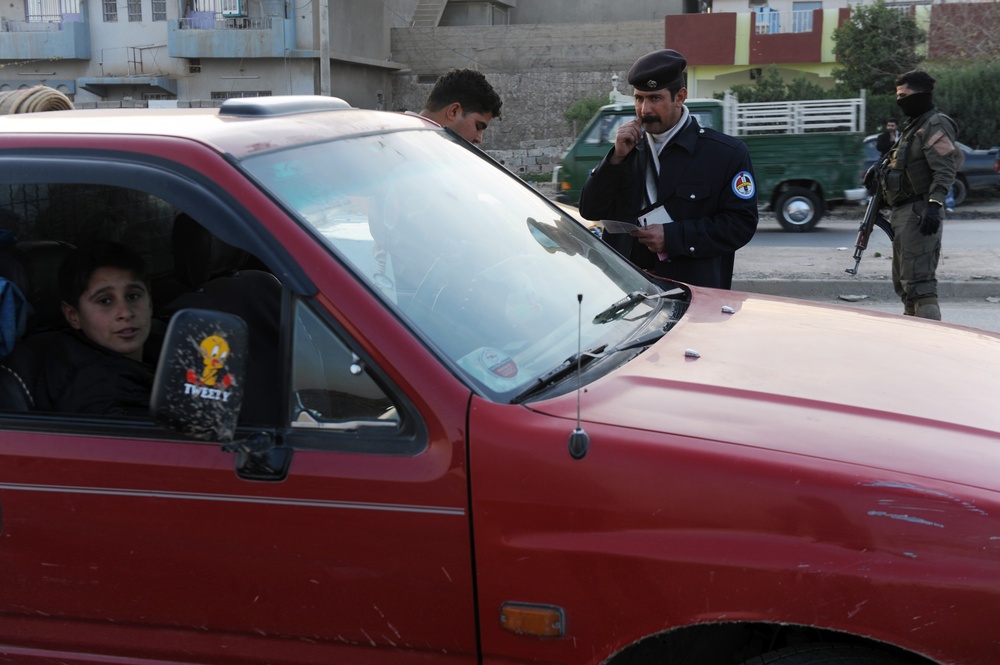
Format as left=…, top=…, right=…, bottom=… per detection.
left=0, top=0, right=406, bottom=107
left=3, top=0, right=992, bottom=170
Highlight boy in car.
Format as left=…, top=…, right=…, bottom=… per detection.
left=37, top=240, right=156, bottom=415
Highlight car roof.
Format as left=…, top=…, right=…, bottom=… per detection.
left=0, top=96, right=436, bottom=159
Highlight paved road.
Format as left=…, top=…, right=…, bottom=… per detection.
left=741, top=196, right=1000, bottom=333
left=799, top=296, right=1000, bottom=334
left=750, top=215, right=999, bottom=252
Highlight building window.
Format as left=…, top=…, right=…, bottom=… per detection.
left=127, top=0, right=141, bottom=21
left=27, top=0, right=81, bottom=22
left=211, top=91, right=272, bottom=99
left=188, top=58, right=201, bottom=74
left=103, top=0, right=117, bottom=22
left=791, top=1, right=820, bottom=32
left=152, top=0, right=166, bottom=21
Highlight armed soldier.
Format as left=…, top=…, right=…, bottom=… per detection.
left=873, top=70, right=961, bottom=320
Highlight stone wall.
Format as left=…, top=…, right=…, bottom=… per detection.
left=488, top=137, right=574, bottom=179
left=391, top=20, right=662, bottom=171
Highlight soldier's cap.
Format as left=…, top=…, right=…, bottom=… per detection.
left=627, top=49, right=687, bottom=92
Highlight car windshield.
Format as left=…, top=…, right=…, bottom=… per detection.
left=242, top=126, right=686, bottom=400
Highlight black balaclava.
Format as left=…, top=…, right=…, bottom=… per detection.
left=897, top=92, right=934, bottom=118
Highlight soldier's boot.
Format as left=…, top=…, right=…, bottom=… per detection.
left=914, top=297, right=941, bottom=321
left=903, top=300, right=915, bottom=316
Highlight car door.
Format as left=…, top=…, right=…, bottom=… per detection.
left=0, top=151, right=478, bottom=663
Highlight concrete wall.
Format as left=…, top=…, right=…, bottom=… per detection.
left=510, top=0, right=684, bottom=24
left=391, top=20, right=662, bottom=172
left=331, top=2, right=389, bottom=61
left=385, top=0, right=422, bottom=27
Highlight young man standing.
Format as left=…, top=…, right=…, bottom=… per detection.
left=419, top=68, right=503, bottom=146
left=876, top=117, right=899, bottom=155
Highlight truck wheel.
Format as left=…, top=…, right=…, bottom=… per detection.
left=951, top=177, right=967, bottom=207
left=774, top=187, right=822, bottom=232
left=738, top=643, right=911, bottom=665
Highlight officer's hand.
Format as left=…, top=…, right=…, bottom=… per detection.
left=611, top=118, right=644, bottom=165
left=863, top=164, right=878, bottom=193
left=919, top=202, right=942, bottom=236
left=630, top=223, right=666, bottom=255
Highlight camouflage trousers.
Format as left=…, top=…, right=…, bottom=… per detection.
left=889, top=199, right=941, bottom=319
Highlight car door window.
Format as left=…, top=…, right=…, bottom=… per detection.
left=288, top=298, right=424, bottom=454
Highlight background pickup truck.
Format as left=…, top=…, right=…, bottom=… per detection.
left=556, top=93, right=869, bottom=231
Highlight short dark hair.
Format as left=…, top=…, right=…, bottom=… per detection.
left=886, top=116, right=898, bottom=124
left=424, top=68, right=502, bottom=119
left=895, top=70, right=935, bottom=93
left=58, top=240, right=149, bottom=308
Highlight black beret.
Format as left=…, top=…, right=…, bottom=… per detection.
left=627, top=49, right=687, bottom=92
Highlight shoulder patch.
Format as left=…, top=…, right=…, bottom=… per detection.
left=732, top=171, right=755, bottom=200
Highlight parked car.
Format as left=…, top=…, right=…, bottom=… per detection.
left=864, top=133, right=1000, bottom=206
left=2, top=98, right=1000, bottom=665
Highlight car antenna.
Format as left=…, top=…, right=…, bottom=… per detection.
left=568, top=293, right=590, bottom=460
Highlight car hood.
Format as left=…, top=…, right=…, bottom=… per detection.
left=530, top=287, right=1000, bottom=487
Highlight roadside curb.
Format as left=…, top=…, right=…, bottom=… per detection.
left=733, top=278, right=1000, bottom=300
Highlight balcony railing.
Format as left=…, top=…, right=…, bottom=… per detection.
left=0, top=13, right=90, bottom=59
left=1, top=15, right=78, bottom=31
left=178, top=14, right=273, bottom=29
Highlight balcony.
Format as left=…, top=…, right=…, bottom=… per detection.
left=665, top=8, right=849, bottom=67
left=0, top=16, right=90, bottom=60
left=167, top=15, right=293, bottom=59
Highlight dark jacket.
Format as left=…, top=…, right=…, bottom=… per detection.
left=876, top=129, right=897, bottom=156
left=34, top=329, right=154, bottom=416
left=578, top=115, right=758, bottom=289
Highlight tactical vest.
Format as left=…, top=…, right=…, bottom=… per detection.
left=879, top=111, right=954, bottom=206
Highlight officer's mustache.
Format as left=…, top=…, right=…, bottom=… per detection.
left=641, top=114, right=661, bottom=125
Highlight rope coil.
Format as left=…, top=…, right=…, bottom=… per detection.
left=0, top=85, right=74, bottom=114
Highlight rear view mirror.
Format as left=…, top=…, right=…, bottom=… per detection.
left=151, top=308, right=248, bottom=442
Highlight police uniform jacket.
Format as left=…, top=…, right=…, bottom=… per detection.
left=578, top=115, right=758, bottom=289
left=882, top=110, right=959, bottom=207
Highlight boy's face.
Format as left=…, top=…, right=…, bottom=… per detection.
left=61, top=267, right=152, bottom=362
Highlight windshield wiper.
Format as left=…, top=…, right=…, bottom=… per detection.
left=591, top=288, right=684, bottom=325
left=512, top=344, right=607, bottom=403
left=511, top=329, right=667, bottom=404
left=592, top=290, right=646, bottom=324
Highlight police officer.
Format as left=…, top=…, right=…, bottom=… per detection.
left=878, top=70, right=960, bottom=320
left=578, top=49, right=758, bottom=289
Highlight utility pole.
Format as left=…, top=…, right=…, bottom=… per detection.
left=318, top=0, right=331, bottom=95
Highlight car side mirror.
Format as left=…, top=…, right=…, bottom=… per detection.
left=150, top=308, right=248, bottom=443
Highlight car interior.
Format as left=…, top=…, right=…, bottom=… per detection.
left=0, top=182, right=281, bottom=422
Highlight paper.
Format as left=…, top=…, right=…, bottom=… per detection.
left=599, top=207, right=672, bottom=261
left=638, top=204, right=671, bottom=261
left=598, top=219, right=641, bottom=234
left=639, top=204, right=674, bottom=226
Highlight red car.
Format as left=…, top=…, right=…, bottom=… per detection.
left=0, top=97, right=999, bottom=665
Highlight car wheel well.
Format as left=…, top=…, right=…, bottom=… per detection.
left=605, top=622, right=940, bottom=665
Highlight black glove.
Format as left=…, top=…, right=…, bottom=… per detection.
left=919, top=201, right=942, bottom=236
left=863, top=164, right=878, bottom=193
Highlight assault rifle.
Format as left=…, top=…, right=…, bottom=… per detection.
left=845, top=185, right=894, bottom=276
